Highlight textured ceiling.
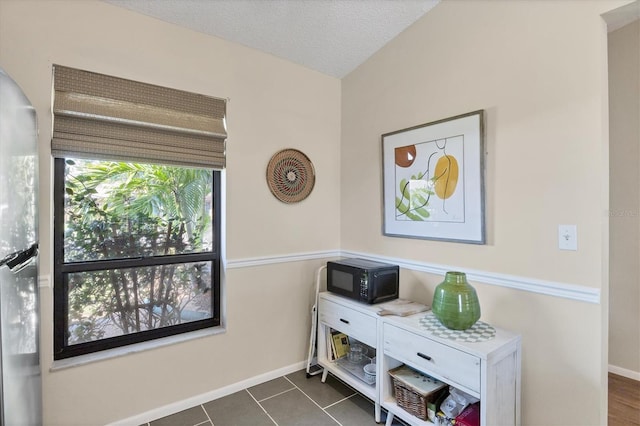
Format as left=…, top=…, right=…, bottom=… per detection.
left=102, top=0, right=440, bottom=78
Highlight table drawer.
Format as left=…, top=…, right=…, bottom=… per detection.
left=319, top=298, right=377, bottom=346
left=383, top=323, right=480, bottom=393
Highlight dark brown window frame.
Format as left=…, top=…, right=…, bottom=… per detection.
left=52, top=158, right=222, bottom=360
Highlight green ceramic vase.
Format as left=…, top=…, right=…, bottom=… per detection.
left=431, top=271, right=481, bottom=330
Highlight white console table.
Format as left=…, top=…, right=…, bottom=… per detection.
left=317, top=292, right=521, bottom=426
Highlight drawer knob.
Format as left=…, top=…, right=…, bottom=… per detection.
left=339, top=318, right=350, bottom=324
left=417, top=352, right=432, bottom=361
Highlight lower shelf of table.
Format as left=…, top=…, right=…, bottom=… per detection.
left=319, top=359, right=376, bottom=399
left=382, top=398, right=434, bottom=426
left=335, top=357, right=376, bottom=385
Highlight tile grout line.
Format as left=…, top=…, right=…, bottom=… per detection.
left=322, top=393, right=359, bottom=410
left=245, top=388, right=279, bottom=426
left=255, top=386, right=297, bottom=403
left=282, top=375, right=345, bottom=426
left=199, top=402, right=214, bottom=426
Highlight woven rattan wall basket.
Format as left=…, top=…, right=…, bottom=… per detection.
left=266, top=148, right=315, bottom=203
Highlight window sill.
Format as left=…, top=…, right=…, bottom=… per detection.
left=50, top=326, right=226, bottom=372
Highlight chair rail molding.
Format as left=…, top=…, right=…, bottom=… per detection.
left=226, top=250, right=341, bottom=269
left=226, top=249, right=600, bottom=304
left=341, top=250, right=600, bottom=304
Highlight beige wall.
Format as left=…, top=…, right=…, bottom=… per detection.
left=0, top=1, right=340, bottom=424
left=609, top=19, right=640, bottom=375
left=341, top=0, right=628, bottom=424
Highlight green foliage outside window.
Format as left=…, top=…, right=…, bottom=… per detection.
left=61, top=159, right=214, bottom=345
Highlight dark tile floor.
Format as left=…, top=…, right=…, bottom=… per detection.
left=145, top=369, right=405, bottom=426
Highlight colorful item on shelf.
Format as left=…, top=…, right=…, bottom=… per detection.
left=455, top=403, right=481, bottom=426
left=431, top=271, right=481, bottom=330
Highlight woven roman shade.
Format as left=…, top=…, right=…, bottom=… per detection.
left=52, top=65, right=227, bottom=169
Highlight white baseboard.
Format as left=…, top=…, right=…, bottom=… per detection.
left=106, top=361, right=307, bottom=426
left=609, top=364, right=640, bottom=381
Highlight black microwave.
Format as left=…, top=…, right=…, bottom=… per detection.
left=326, top=258, right=399, bottom=304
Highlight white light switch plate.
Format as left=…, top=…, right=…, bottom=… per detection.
left=558, top=225, right=577, bottom=251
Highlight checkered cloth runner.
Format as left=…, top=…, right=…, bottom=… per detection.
left=418, top=312, right=496, bottom=342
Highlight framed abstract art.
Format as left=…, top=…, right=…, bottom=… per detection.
left=382, top=110, right=485, bottom=244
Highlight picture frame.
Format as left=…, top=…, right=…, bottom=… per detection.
left=382, top=110, right=485, bottom=244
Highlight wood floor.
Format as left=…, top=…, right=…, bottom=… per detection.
left=609, top=373, right=640, bottom=426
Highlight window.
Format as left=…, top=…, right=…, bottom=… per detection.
left=51, top=66, right=226, bottom=359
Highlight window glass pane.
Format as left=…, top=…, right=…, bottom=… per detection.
left=63, top=158, right=213, bottom=262
left=66, top=261, right=213, bottom=345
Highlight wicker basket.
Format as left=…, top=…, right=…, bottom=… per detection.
left=388, top=365, right=447, bottom=420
